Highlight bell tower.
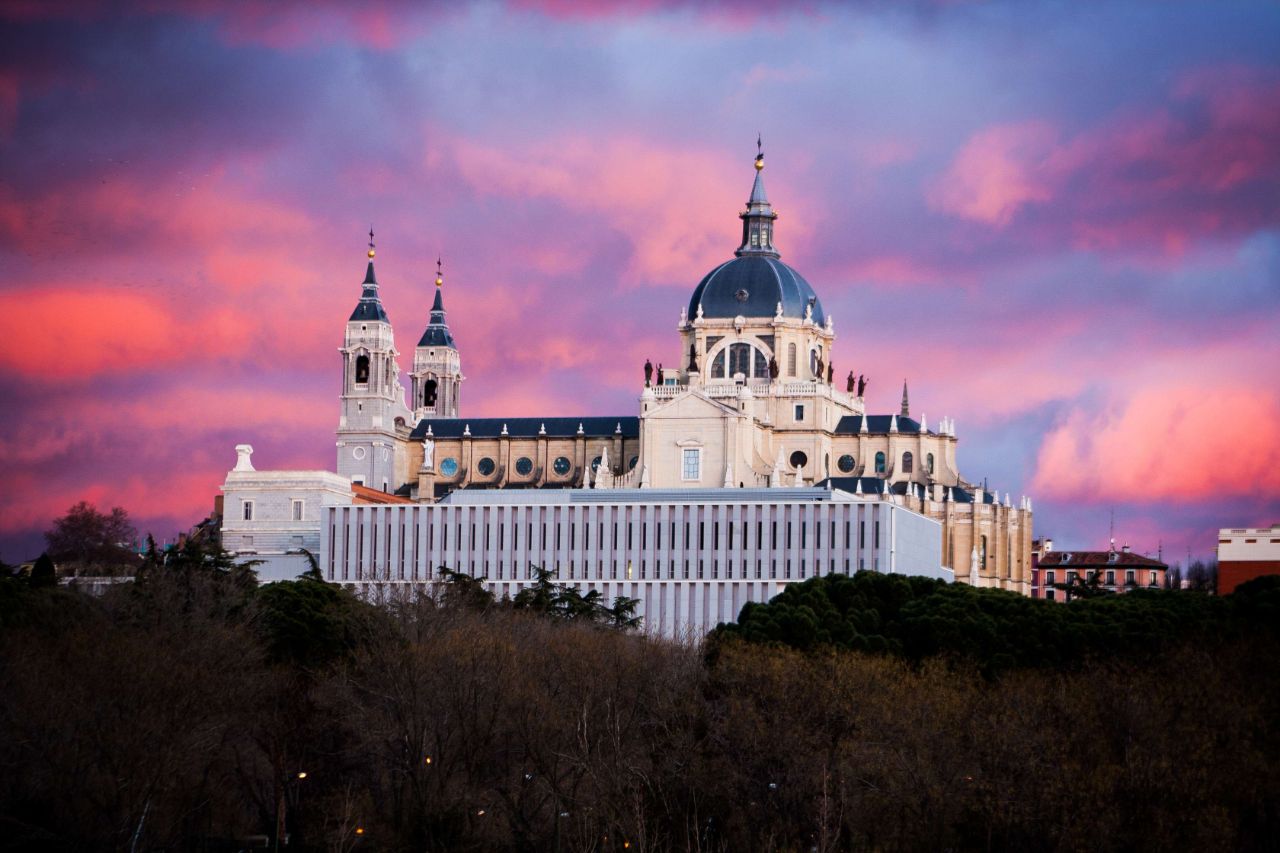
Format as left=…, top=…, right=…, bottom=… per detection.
left=337, top=229, right=412, bottom=491
left=411, top=258, right=464, bottom=421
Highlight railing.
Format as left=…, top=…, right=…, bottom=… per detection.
left=650, top=380, right=860, bottom=407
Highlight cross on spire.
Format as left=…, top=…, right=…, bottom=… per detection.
left=367, top=226, right=375, bottom=259
left=435, top=256, right=444, bottom=287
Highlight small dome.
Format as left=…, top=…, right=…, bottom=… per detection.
left=689, top=255, right=825, bottom=325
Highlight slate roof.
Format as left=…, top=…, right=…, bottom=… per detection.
left=349, top=262, right=390, bottom=323
left=1039, top=551, right=1167, bottom=569
left=418, top=288, right=456, bottom=348
left=833, top=415, right=929, bottom=434
left=410, top=416, right=640, bottom=440
left=689, top=255, right=826, bottom=325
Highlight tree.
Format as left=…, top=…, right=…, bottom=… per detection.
left=1053, top=572, right=1113, bottom=601
left=43, top=502, right=137, bottom=575
left=28, top=553, right=56, bottom=589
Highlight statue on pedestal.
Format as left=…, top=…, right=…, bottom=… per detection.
left=656, top=363, right=665, bottom=385
left=827, top=362, right=833, bottom=384
left=846, top=370, right=855, bottom=393
left=643, top=359, right=653, bottom=387
left=688, top=343, right=698, bottom=372
left=422, top=437, right=435, bottom=470
left=857, top=375, right=868, bottom=396
left=768, top=356, right=779, bottom=379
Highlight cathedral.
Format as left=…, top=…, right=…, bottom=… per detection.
left=328, top=148, right=1035, bottom=591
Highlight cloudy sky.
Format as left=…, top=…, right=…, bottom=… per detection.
left=1, top=0, right=1277, bottom=564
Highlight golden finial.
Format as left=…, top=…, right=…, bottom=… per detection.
left=755, top=133, right=764, bottom=170
left=435, top=256, right=443, bottom=287
left=367, top=226, right=375, bottom=259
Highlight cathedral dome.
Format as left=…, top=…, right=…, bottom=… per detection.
left=689, top=255, right=825, bottom=325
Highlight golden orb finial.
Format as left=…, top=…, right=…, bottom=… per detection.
left=368, top=248, right=376, bottom=259
left=435, top=256, right=443, bottom=287
left=755, top=133, right=764, bottom=169
left=367, top=225, right=376, bottom=259
left=754, top=155, right=764, bottom=171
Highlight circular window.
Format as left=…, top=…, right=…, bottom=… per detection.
left=477, top=457, right=495, bottom=476
left=789, top=450, right=808, bottom=469
left=440, top=457, right=459, bottom=477
left=553, top=456, right=571, bottom=476
left=591, top=456, right=602, bottom=472
left=515, top=456, right=533, bottom=476
left=629, top=455, right=639, bottom=471
left=735, top=288, right=749, bottom=303
left=837, top=454, right=856, bottom=473
left=352, top=446, right=366, bottom=461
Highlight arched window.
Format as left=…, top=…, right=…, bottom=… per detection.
left=979, top=535, right=988, bottom=568
left=926, top=453, right=935, bottom=475
left=754, top=347, right=767, bottom=377
left=423, top=378, right=438, bottom=407
left=902, top=452, right=914, bottom=474
left=787, top=343, right=797, bottom=376
left=729, top=343, right=751, bottom=377
left=875, top=451, right=886, bottom=474
left=711, top=350, right=726, bottom=378
left=355, top=354, right=370, bottom=384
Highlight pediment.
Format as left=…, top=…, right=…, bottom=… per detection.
left=645, top=389, right=743, bottom=420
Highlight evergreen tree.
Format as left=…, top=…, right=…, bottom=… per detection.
left=29, top=553, right=56, bottom=589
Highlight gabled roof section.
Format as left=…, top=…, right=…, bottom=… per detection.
left=410, top=416, right=639, bottom=440
left=1039, top=551, right=1167, bottom=569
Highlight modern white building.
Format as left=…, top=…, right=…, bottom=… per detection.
left=319, top=486, right=947, bottom=638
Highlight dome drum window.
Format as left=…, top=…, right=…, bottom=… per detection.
left=440, top=458, right=459, bottom=477
left=789, top=450, right=808, bottom=469
left=515, top=457, right=533, bottom=476
left=837, top=454, right=856, bottom=473
left=875, top=452, right=886, bottom=474
left=477, top=457, right=496, bottom=476
left=552, top=456, right=571, bottom=476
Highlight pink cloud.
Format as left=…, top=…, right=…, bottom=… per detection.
left=928, top=120, right=1057, bottom=227
left=1032, top=381, right=1280, bottom=503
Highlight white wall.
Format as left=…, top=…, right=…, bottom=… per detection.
left=221, top=469, right=353, bottom=582
left=320, top=487, right=945, bottom=638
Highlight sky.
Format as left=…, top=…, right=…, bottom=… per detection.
left=1, top=0, right=1278, bottom=566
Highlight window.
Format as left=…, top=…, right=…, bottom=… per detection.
left=729, top=343, right=751, bottom=377
left=789, top=450, right=808, bottom=469
left=682, top=449, right=701, bottom=481
left=354, top=354, right=370, bottom=384
left=926, top=453, right=935, bottom=475
left=591, top=456, right=602, bottom=472
left=553, top=456, right=571, bottom=476
left=1126, top=570, right=1135, bottom=585
left=515, top=457, right=533, bottom=476
left=1046, top=589, right=1056, bottom=601
left=477, top=457, right=496, bottom=476
left=291, top=499, right=304, bottom=521
left=1106, top=570, right=1115, bottom=585
left=837, top=454, right=856, bottom=473
left=1045, top=570, right=1055, bottom=585
left=874, top=452, right=886, bottom=474
left=902, top=452, right=914, bottom=474
left=439, top=458, right=459, bottom=477
left=629, top=456, right=638, bottom=471
left=787, top=343, right=797, bottom=376
left=423, top=377, right=438, bottom=406
left=711, top=349, right=726, bottom=378
left=242, top=500, right=254, bottom=521
left=794, top=404, right=804, bottom=421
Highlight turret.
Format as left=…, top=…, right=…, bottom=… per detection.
left=337, top=229, right=412, bottom=491
left=411, top=258, right=464, bottom=421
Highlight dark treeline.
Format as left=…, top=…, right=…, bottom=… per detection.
left=2, top=543, right=1278, bottom=851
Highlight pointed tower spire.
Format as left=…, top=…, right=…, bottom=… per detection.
left=412, top=254, right=463, bottom=420
left=736, top=138, right=780, bottom=259
left=900, top=379, right=910, bottom=418
left=350, top=226, right=388, bottom=322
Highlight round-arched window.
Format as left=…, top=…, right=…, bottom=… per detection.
left=591, top=456, right=602, bottom=472
left=515, top=456, right=533, bottom=476
left=926, top=453, right=935, bottom=475
left=477, top=457, right=495, bottom=476
left=874, top=452, right=886, bottom=474
left=440, top=457, right=459, bottom=477
left=837, top=454, right=856, bottom=473
left=553, top=456, right=571, bottom=476
left=789, top=450, right=808, bottom=469
left=629, top=456, right=639, bottom=471
left=902, top=452, right=914, bottom=474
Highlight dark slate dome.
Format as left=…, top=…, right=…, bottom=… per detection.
left=689, top=255, right=826, bottom=325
